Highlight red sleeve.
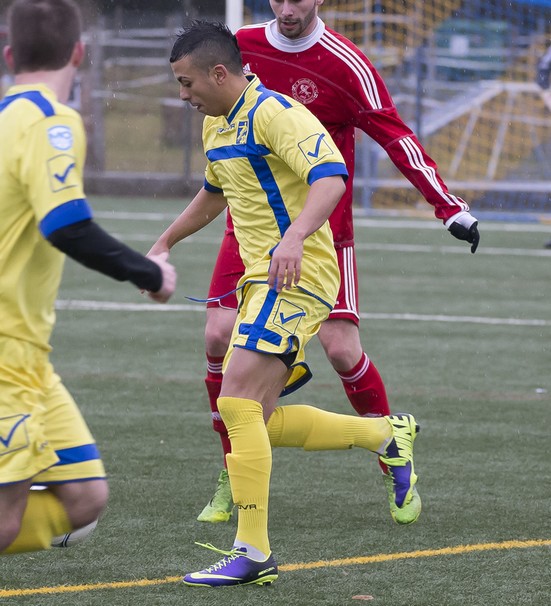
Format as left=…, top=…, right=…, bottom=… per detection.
left=329, top=32, right=470, bottom=222
left=355, top=107, right=470, bottom=222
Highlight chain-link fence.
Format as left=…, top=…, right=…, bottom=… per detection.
left=2, top=2, right=551, bottom=211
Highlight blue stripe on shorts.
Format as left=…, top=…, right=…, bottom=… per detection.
left=53, top=443, right=100, bottom=466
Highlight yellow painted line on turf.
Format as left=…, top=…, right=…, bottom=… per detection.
left=1, top=539, right=549, bottom=598
left=0, top=576, right=182, bottom=598
left=279, top=538, right=551, bottom=571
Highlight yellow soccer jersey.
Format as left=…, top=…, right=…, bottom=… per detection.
left=0, top=84, right=93, bottom=350
left=203, top=75, right=348, bottom=306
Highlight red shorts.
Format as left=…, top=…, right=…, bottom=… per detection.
left=207, top=231, right=360, bottom=325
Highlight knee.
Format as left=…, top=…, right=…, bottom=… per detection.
left=77, top=481, right=108, bottom=525
left=322, top=338, right=354, bottom=369
left=54, top=479, right=108, bottom=529
left=0, top=513, right=24, bottom=552
left=205, top=315, right=233, bottom=357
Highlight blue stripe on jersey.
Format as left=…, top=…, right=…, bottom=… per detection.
left=39, top=198, right=93, bottom=238
left=203, top=178, right=223, bottom=193
left=205, top=143, right=291, bottom=237
left=254, top=82, right=292, bottom=109
left=246, top=86, right=293, bottom=236
left=53, top=444, right=101, bottom=466
left=206, top=82, right=302, bottom=237
left=307, top=162, right=349, bottom=185
left=0, top=90, right=55, bottom=117
left=248, top=152, right=291, bottom=236
left=227, top=92, right=247, bottom=124
left=206, top=144, right=255, bottom=162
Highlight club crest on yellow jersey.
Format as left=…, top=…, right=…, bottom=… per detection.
left=47, top=125, right=73, bottom=151
left=236, top=120, right=249, bottom=144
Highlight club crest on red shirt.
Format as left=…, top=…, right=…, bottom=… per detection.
left=291, top=78, right=318, bottom=104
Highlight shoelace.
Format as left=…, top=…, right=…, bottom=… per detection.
left=194, top=541, right=244, bottom=572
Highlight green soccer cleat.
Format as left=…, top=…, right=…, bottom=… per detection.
left=197, top=469, right=234, bottom=523
left=379, top=413, right=422, bottom=525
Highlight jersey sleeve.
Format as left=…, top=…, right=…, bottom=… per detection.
left=264, top=104, right=348, bottom=185
left=19, top=111, right=93, bottom=235
left=202, top=117, right=224, bottom=193
left=204, top=162, right=223, bottom=193
left=355, top=106, right=470, bottom=222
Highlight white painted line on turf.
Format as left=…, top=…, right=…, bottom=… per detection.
left=54, top=300, right=549, bottom=326
left=354, top=243, right=551, bottom=256
left=362, top=312, right=548, bottom=326
left=55, top=300, right=203, bottom=312
left=95, top=211, right=178, bottom=221
left=95, top=210, right=551, bottom=233
left=354, top=218, right=551, bottom=233
left=107, top=233, right=551, bottom=257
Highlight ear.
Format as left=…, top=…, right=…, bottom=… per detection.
left=70, top=40, right=85, bottom=68
left=3, top=45, right=14, bottom=71
left=212, top=64, right=228, bottom=85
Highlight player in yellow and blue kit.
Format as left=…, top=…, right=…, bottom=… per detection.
left=0, top=0, right=176, bottom=555
left=149, top=20, right=421, bottom=587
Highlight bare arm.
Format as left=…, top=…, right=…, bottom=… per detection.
left=148, top=188, right=227, bottom=256
left=269, top=175, right=346, bottom=291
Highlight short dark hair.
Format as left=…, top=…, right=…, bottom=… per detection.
left=170, top=20, right=243, bottom=75
left=7, top=0, right=82, bottom=74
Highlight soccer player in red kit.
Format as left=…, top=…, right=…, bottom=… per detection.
left=197, top=0, right=480, bottom=524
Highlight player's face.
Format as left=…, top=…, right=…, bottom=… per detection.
left=171, top=55, right=228, bottom=117
left=270, top=0, right=322, bottom=39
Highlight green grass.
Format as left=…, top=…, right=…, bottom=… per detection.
left=1, top=197, right=550, bottom=605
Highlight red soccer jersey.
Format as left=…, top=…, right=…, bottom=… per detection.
left=234, top=18, right=469, bottom=244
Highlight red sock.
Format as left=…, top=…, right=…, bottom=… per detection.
left=338, top=353, right=390, bottom=417
left=205, top=355, right=231, bottom=465
left=338, top=353, right=390, bottom=474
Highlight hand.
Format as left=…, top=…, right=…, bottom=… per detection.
left=268, top=235, right=303, bottom=292
left=147, top=252, right=177, bottom=303
left=446, top=211, right=480, bottom=254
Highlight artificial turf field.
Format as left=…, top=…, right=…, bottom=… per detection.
left=1, top=196, right=550, bottom=606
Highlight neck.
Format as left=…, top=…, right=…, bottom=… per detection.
left=223, top=74, right=251, bottom=115
left=14, top=64, right=75, bottom=103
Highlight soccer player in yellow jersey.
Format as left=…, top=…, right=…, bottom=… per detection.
left=148, top=20, right=420, bottom=588
left=0, top=0, right=177, bottom=555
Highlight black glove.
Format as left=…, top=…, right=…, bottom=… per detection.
left=446, top=211, right=480, bottom=254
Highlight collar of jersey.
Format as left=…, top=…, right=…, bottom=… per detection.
left=226, top=74, right=259, bottom=124
left=4, top=82, right=57, bottom=102
left=265, top=16, right=325, bottom=53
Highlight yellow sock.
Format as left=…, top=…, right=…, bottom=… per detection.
left=2, top=490, right=71, bottom=554
left=267, top=405, right=392, bottom=452
left=218, top=396, right=271, bottom=557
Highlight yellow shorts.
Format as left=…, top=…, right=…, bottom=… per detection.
left=223, top=282, right=333, bottom=395
left=0, top=337, right=105, bottom=486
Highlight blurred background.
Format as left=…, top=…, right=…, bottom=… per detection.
left=1, top=0, right=551, bottom=215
